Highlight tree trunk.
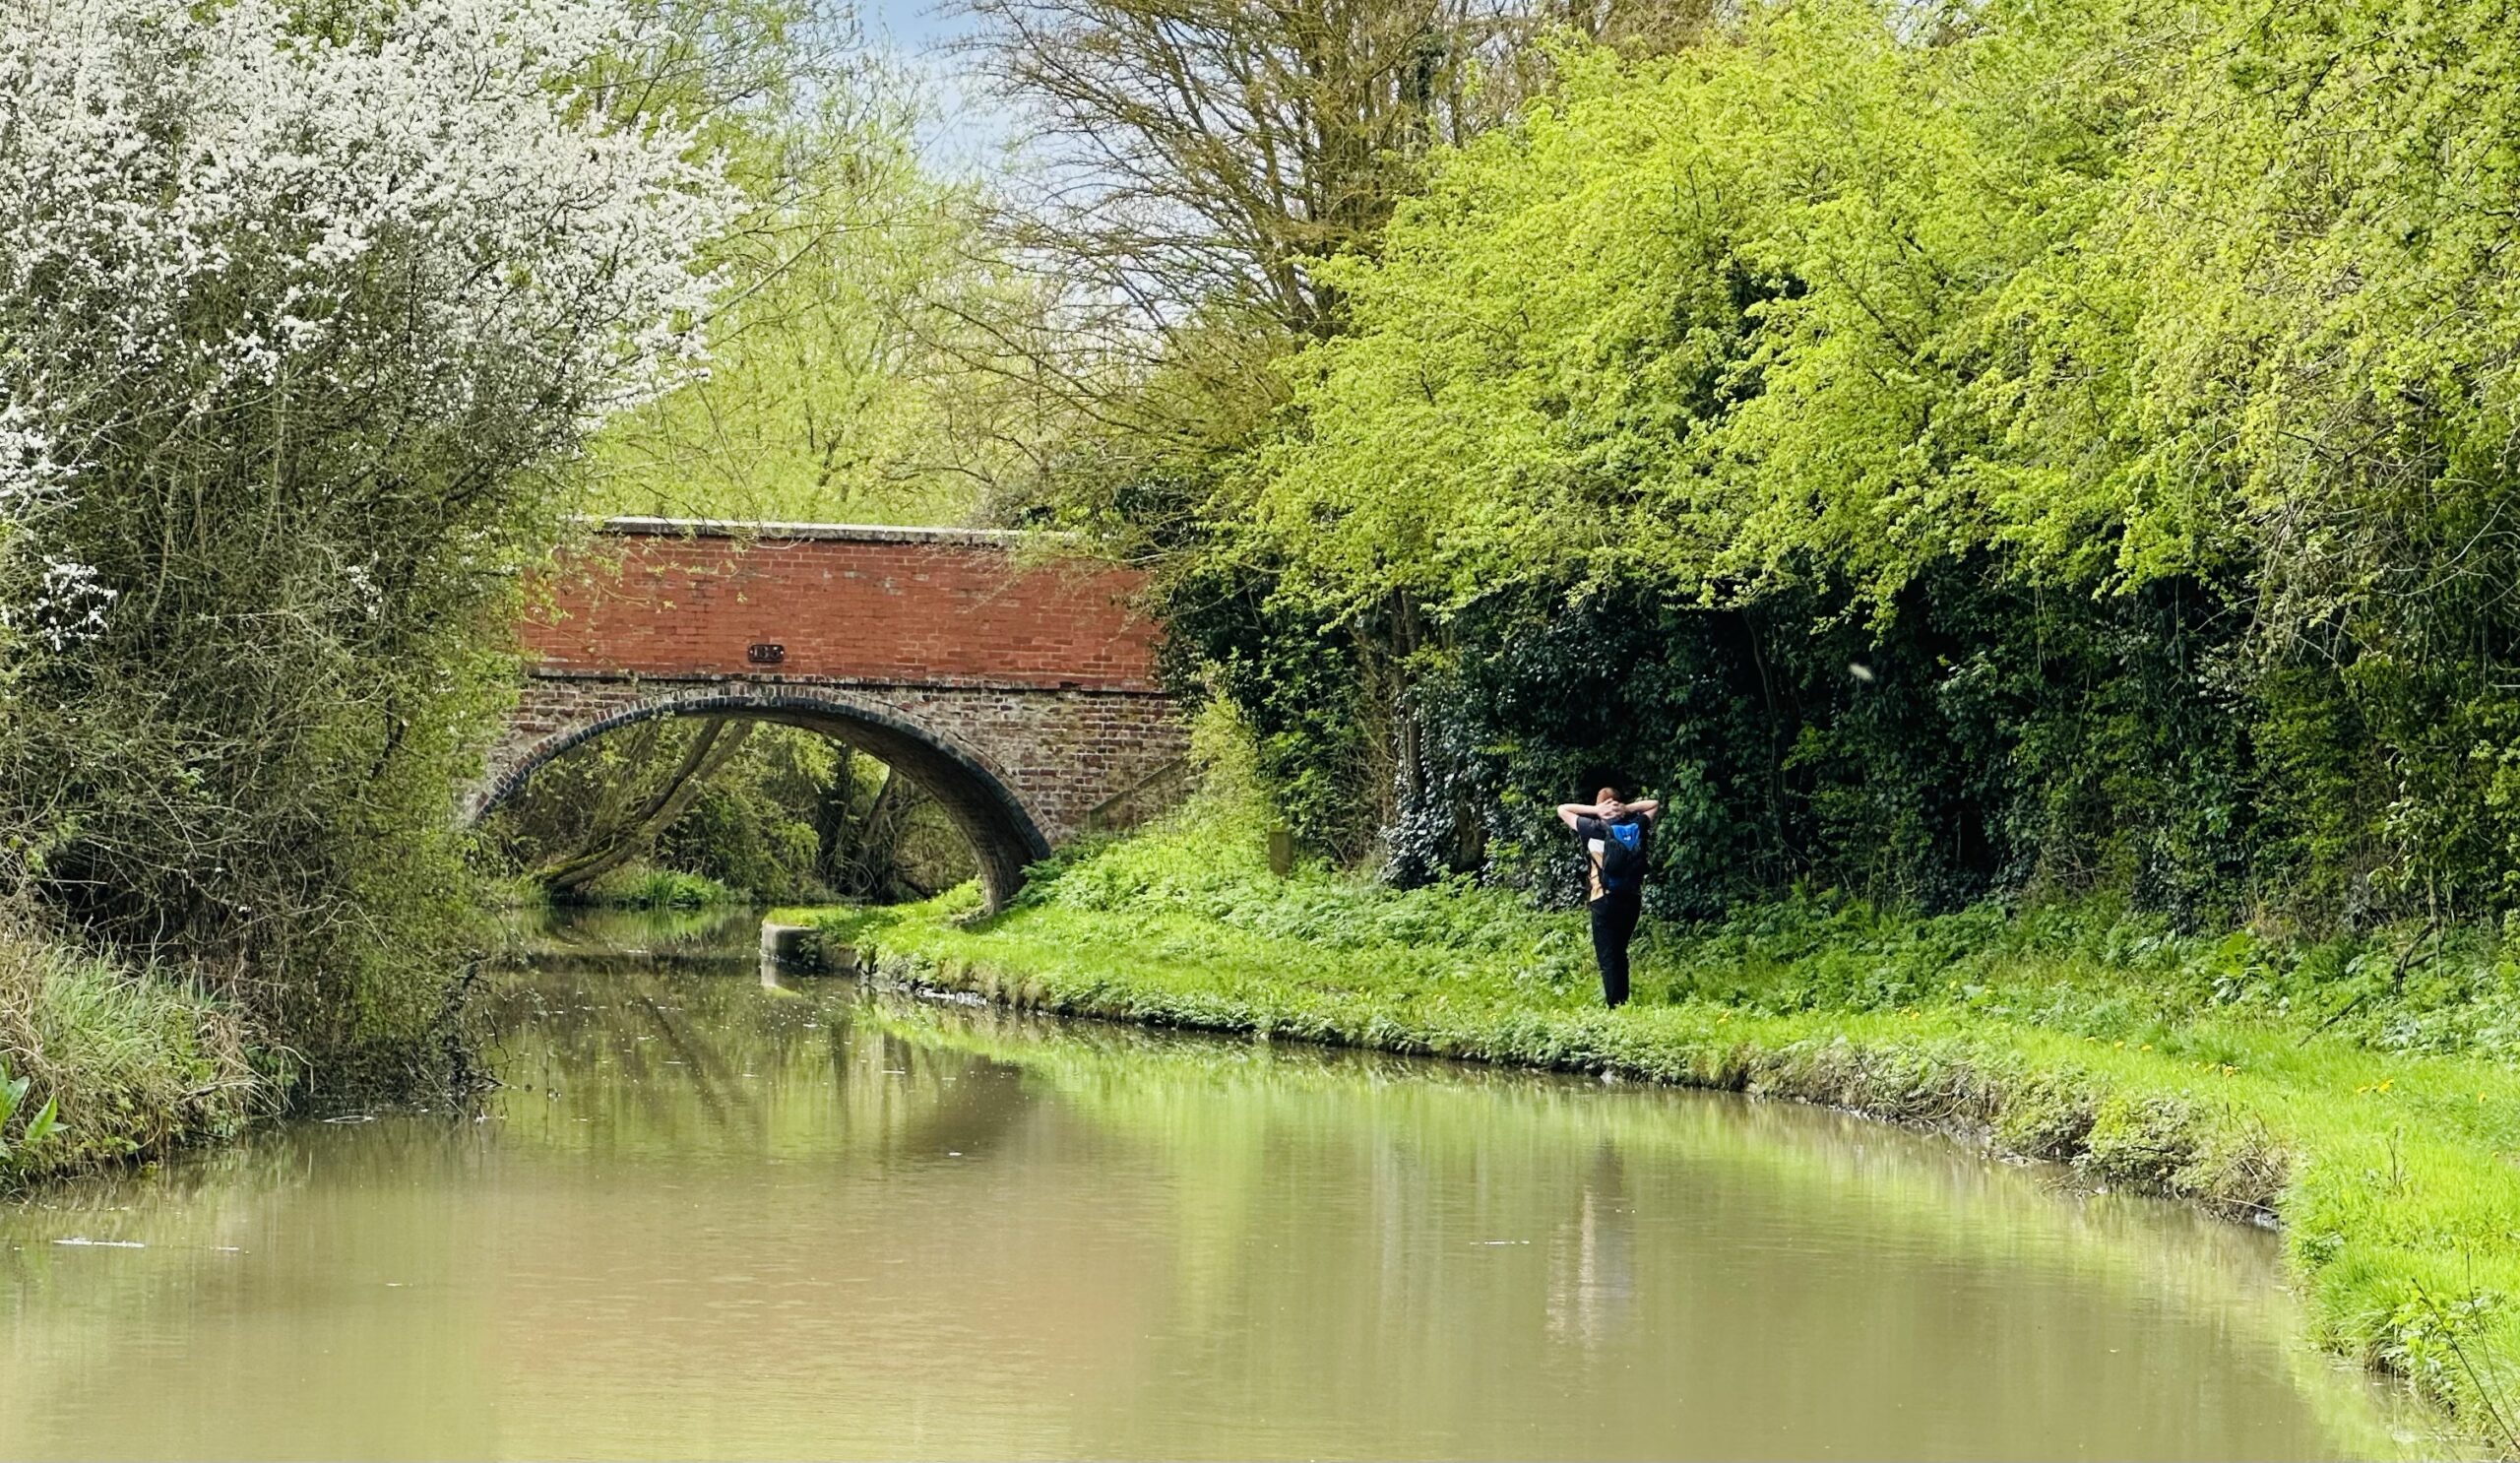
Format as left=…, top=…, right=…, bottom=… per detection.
left=828, top=766, right=933, bottom=899
left=537, top=718, right=757, bottom=892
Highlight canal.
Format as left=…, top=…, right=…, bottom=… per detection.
left=0, top=911, right=2417, bottom=1459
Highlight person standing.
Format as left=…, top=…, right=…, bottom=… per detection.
left=1557, top=787, right=1660, bottom=1008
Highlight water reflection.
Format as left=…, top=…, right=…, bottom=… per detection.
left=0, top=914, right=2419, bottom=1461
left=503, top=902, right=763, bottom=963
left=1547, top=1141, right=1635, bottom=1347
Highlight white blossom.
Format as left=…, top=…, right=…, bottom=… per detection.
left=0, top=0, right=741, bottom=648
left=0, top=399, right=74, bottom=505
left=345, top=559, right=383, bottom=620
left=7, top=558, right=119, bottom=651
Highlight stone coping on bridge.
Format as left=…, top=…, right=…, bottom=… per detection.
left=521, top=665, right=1174, bottom=697
left=596, top=515, right=1063, bottom=549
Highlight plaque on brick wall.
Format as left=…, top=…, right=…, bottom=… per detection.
left=747, top=643, right=786, bottom=666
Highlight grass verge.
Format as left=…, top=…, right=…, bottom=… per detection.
left=783, top=809, right=2520, bottom=1454
left=0, top=920, right=268, bottom=1187
left=551, top=862, right=744, bottom=910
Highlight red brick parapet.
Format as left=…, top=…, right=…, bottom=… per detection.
left=519, top=518, right=1165, bottom=693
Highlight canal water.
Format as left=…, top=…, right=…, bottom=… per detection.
left=1, top=911, right=2418, bottom=1460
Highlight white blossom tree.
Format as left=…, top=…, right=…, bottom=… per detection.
left=0, top=0, right=740, bottom=1072
left=0, top=0, right=736, bottom=548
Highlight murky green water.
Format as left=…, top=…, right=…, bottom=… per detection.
left=1, top=913, right=2418, bottom=1460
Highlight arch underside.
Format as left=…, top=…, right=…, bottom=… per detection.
left=478, top=686, right=1051, bottom=910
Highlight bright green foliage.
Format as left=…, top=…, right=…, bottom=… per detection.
left=1160, top=0, right=2520, bottom=926
left=567, top=864, right=746, bottom=910
left=1254, top=9, right=2106, bottom=611
left=582, top=49, right=1036, bottom=528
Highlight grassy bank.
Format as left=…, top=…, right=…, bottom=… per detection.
left=0, top=922, right=268, bottom=1188
left=788, top=809, right=2520, bottom=1452
left=487, top=862, right=747, bottom=913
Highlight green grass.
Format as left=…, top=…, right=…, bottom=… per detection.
left=560, top=861, right=742, bottom=910
left=785, top=805, right=2520, bottom=1454
left=0, top=922, right=268, bottom=1186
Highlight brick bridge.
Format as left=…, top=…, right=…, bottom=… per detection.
left=473, top=518, right=1188, bottom=907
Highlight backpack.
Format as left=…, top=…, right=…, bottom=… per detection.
left=1596, top=817, right=1646, bottom=892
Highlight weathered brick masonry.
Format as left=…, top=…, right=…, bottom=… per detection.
left=475, top=519, right=1188, bottom=906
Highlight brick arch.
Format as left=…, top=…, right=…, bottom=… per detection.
left=477, top=520, right=1192, bottom=910
left=472, top=682, right=1054, bottom=909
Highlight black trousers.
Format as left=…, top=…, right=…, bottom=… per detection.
left=1589, top=889, right=1643, bottom=1008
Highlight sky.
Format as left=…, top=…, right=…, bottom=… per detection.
left=858, top=0, right=964, bottom=48
left=855, top=0, right=1018, bottom=173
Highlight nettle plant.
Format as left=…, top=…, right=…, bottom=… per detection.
left=0, top=0, right=741, bottom=1068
